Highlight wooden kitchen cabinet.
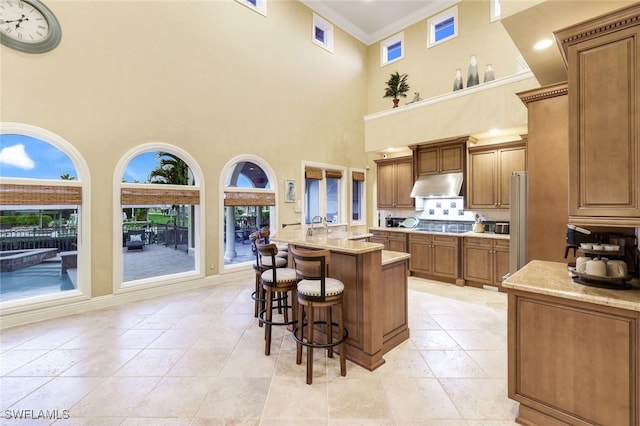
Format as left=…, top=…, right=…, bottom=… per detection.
left=517, top=83, right=570, bottom=264
left=409, top=233, right=459, bottom=283
left=463, top=237, right=510, bottom=289
left=375, top=156, right=414, bottom=209
left=555, top=4, right=640, bottom=227
left=369, top=229, right=407, bottom=252
left=414, top=141, right=465, bottom=176
left=467, top=141, right=526, bottom=210
left=508, top=288, right=639, bottom=425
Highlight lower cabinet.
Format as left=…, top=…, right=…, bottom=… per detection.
left=508, top=289, right=639, bottom=425
left=369, top=230, right=408, bottom=252
left=409, top=233, right=459, bottom=283
left=463, top=237, right=509, bottom=290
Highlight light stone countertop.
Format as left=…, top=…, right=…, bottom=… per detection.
left=382, top=250, right=411, bottom=266
left=502, top=260, right=640, bottom=312
left=369, top=226, right=510, bottom=240
left=272, top=229, right=383, bottom=254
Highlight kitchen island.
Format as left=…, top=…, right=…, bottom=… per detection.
left=272, top=230, right=410, bottom=371
left=502, top=260, right=640, bottom=425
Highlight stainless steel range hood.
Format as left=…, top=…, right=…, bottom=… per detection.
left=410, top=172, right=463, bottom=198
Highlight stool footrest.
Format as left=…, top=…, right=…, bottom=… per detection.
left=292, top=322, right=348, bottom=349
left=259, top=306, right=297, bottom=327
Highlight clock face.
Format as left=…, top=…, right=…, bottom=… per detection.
left=0, top=0, right=61, bottom=53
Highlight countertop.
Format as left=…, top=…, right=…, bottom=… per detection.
left=369, top=226, right=510, bottom=240
left=502, top=260, right=640, bottom=312
left=272, top=229, right=383, bottom=254
left=381, top=250, right=411, bottom=266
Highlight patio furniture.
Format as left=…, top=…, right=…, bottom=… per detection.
left=126, top=230, right=145, bottom=250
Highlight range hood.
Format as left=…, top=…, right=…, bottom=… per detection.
left=410, top=172, right=463, bottom=198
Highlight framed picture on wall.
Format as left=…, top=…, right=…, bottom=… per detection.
left=284, top=179, right=296, bottom=203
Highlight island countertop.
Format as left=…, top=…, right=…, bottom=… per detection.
left=271, top=229, right=382, bottom=254
left=502, top=259, right=640, bottom=312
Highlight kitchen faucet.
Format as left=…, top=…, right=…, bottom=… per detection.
left=307, top=215, right=324, bottom=236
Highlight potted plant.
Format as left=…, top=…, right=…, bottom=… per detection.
left=383, top=72, right=410, bottom=108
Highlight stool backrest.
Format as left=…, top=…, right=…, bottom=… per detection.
left=289, top=247, right=331, bottom=298
left=256, top=242, right=279, bottom=282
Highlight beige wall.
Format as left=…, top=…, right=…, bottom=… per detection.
left=0, top=1, right=368, bottom=297
left=365, top=0, right=523, bottom=115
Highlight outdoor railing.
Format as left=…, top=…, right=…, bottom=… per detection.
left=0, top=226, right=78, bottom=251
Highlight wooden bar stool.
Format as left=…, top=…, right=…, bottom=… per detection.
left=257, top=243, right=299, bottom=356
left=251, top=234, right=286, bottom=327
left=290, top=246, right=348, bottom=384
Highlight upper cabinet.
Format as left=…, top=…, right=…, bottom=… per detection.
left=375, top=156, right=414, bottom=209
left=555, top=4, right=640, bottom=226
left=411, top=136, right=470, bottom=177
left=467, top=141, right=527, bottom=210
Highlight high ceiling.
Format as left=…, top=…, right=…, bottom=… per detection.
left=300, top=0, right=458, bottom=45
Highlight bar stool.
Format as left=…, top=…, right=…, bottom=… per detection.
left=257, top=242, right=299, bottom=356
left=250, top=234, right=286, bottom=326
left=290, top=246, right=348, bottom=384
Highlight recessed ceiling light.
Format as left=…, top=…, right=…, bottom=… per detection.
left=534, top=39, right=554, bottom=50
left=489, top=128, right=500, bottom=136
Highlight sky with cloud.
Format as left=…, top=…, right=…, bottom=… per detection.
left=0, top=134, right=159, bottom=182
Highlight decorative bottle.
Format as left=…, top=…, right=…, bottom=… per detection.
left=467, top=54, right=479, bottom=87
left=453, top=68, right=463, bottom=91
left=484, top=64, right=495, bottom=82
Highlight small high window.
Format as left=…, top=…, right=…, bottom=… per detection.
left=490, top=0, right=501, bottom=22
left=380, top=32, right=404, bottom=66
left=236, top=0, right=266, bottom=17
left=313, top=13, right=333, bottom=53
left=428, top=6, right=458, bottom=48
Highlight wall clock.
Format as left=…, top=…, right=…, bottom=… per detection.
left=0, top=0, right=61, bottom=53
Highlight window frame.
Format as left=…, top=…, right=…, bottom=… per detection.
left=349, top=168, right=366, bottom=226
left=302, top=162, right=347, bottom=228
left=490, top=0, right=501, bottom=22
left=380, top=32, right=404, bottom=66
left=113, top=143, right=204, bottom=294
left=235, top=0, right=267, bottom=17
left=0, top=122, right=92, bottom=316
left=427, top=6, right=458, bottom=48
left=312, top=13, right=334, bottom=53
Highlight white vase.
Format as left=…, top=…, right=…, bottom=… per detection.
left=467, top=54, right=479, bottom=87
left=484, top=64, right=495, bottom=82
left=453, top=68, right=463, bottom=91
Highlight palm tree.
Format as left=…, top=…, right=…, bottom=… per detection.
left=148, top=152, right=190, bottom=185
left=383, top=72, right=410, bottom=108
left=60, top=173, right=76, bottom=180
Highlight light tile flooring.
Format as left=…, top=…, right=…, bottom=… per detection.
left=0, top=276, right=519, bottom=425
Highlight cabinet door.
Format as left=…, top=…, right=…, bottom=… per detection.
left=409, top=235, right=432, bottom=274
left=493, top=240, right=510, bottom=286
left=463, top=238, right=492, bottom=284
left=567, top=26, right=640, bottom=220
left=388, top=232, right=407, bottom=253
left=432, top=242, right=458, bottom=279
left=417, top=147, right=439, bottom=175
left=370, top=231, right=388, bottom=249
left=377, top=162, right=395, bottom=208
left=440, top=144, right=465, bottom=173
left=394, top=159, right=414, bottom=208
left=498, top=147, right=526, bottom=209
left=468, top=150, right=497, bottom=209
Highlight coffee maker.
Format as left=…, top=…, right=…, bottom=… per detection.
left=564, top=224, right=598, bottom=264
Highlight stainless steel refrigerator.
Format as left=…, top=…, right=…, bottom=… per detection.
left=509, top=171, right=528, bottom=274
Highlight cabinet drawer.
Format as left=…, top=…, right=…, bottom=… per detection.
left=433, top=235, right=458, bottom=245
left=463, top=237, right=492, bottom=248
left=370, top=230, right=388, bottom=237
left=494, top=239, right=510, bottom=249
left=409, top=233, right=432, bottom=243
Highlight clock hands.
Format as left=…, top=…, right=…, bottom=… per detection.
left=1, top=14, right=29, bottom=29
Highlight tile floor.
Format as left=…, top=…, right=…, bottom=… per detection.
left=0, top=276, right=519, bottom=425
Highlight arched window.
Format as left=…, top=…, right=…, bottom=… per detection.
left=115, top=145, right=203, bottom=291
left=0, top=123, right=90, bottom=307
left=221, top=156, right=276, bottom=270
